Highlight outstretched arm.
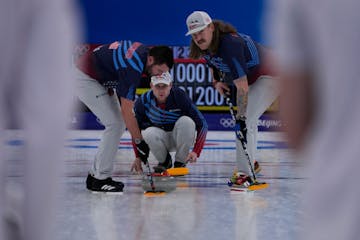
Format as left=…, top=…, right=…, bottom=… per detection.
left=232, top=76, right=249, bottom=143
left=120, top=97, right=142, bottom=139
left=233, top=75, right=249, bottom=120
left=120, top=97, right=149, bottom=169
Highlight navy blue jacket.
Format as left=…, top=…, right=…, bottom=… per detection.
left=134, top=87, right=208, bottom=156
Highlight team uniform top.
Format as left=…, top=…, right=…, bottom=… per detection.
left=75, top=40, right=149, bottom=100
left=134, top=87, right=208, bottom=157
left=204, top=33, right=275, bottom=85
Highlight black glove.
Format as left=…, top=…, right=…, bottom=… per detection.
left=135, top=139, right=150, bottom=164
left=235, top=118, right=247, bottom=143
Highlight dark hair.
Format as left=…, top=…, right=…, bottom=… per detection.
left=149, top=46, right=174, bottom=69
left=189, top=20, right=237, bottom=59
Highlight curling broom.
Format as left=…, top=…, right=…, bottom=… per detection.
left=142, top=161, right=176, bottom=196
left=225, top=96, right=269, bottom=191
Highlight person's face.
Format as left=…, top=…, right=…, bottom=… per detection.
left=146, top=56, right=170, bottom=76
left=191, top=24, right=214, bottom=50
left=151, top=83, right=172, bottom=103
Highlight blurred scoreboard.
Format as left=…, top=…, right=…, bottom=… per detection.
left=172, top=58, right=226, bottom=111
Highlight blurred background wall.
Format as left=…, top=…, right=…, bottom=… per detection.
left=77, top=0, right=266, bottom=46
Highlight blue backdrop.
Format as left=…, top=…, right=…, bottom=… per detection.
left=77, top=0, right=266, bottom=46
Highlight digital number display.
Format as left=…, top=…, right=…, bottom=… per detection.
left=170, top=59, right=227, bottom=110
left=178, top=86, right=224, bottom=106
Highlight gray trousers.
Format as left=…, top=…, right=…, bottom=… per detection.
left=236, top=76, right=279, bottom=175
left=142, top=116, right=196, bottom=164
left=76, top=70, right=126, bottom=179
